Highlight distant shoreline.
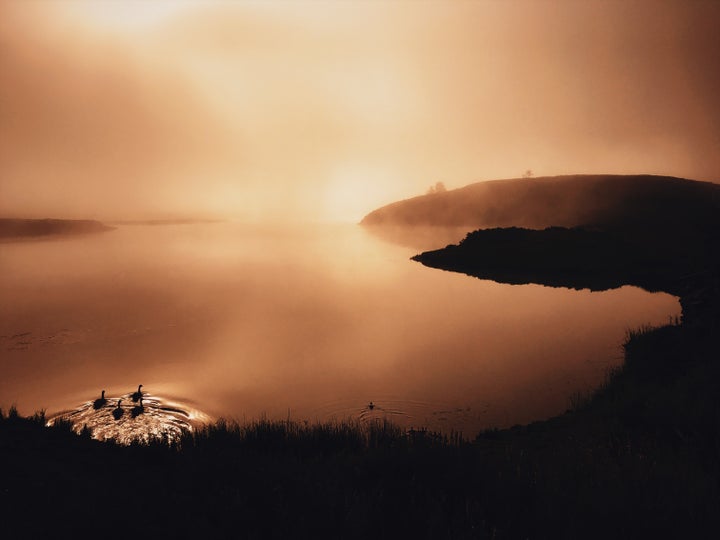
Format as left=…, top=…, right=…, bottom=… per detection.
left=106, top=218, right=224, bottom=226
left=0, top=218, right=114, bottom=240
left=0, top=217, right=225, bottom=240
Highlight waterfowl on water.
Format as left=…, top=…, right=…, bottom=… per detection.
left=131, top=384, right=143, bottom=402
left=368, top=401, right=375, bottom=411
left=93, top=390, right=107, bottom=410
left=112, top=399, right=124, bottom=420
left=131, top=397, right=145, bottom=418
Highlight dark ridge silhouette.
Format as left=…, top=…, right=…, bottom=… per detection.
left=92, top=390, right=107, bottom=410
left=112, top=400, right=124, bottom=420
left=0, top=218, right=114, bottom=239
left=412, top=224, right=720, bottom=326
left=131, top=385, right=143, bottom=403
left=362, top=174, right=720, bottom=233
left=411, top=224, right=720, bottom=287
left=131, top=398, right=144, bottom=418
left=380, top=174, right=720, bottom=325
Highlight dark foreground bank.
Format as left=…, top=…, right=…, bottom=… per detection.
left=2, top=317, right=720, bottom=539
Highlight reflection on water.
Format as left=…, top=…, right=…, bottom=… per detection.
left=309, top=396, right=490, bottom=434
left=47, top=391, right=211, bottom=445
left=0, top=223, right=681, bottom=437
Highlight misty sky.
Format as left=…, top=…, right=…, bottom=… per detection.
left=1, top=0, right=719, bottom=222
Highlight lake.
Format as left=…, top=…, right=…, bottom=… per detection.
left=0, top=222, right=680, bottom=436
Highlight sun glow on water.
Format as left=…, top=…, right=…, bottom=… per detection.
left=47, top=392, right=212, bottom=445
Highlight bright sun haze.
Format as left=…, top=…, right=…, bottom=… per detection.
left=1, top=0, right=718, bottom=222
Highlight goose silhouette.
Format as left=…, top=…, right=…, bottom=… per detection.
left=112, top=399, right=124, bottom=420
left=131, top=384, right=143, bottom=402
left=131, top=397, right=145, bottom=418
left=93, top=390, right=107, bottom=410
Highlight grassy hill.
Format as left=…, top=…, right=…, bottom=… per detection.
left=362, top=174, right=720, bottom=232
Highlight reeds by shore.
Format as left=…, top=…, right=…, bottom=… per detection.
left=2, top=318, right=719, bottom=539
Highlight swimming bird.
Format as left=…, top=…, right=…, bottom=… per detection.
left=112, top=399, right=124, bottom=420
left=131, top=397, right=145, bottom=418
left=93, top=390, right=107, bottom=410
left=131, top=384, right=143, bottom=402
left=368, top=401, right=375, bottom=411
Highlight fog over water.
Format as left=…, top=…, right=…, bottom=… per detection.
left=0, top=224, right=680, bottom=435
left=0, top=1, right=714, bottom=441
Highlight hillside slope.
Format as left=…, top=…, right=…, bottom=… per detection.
left=362, top=175, right=720, bottom=231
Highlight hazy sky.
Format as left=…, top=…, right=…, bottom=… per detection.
left=1, top=0, right=719, bottom=222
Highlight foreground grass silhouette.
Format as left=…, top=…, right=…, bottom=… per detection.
left=2, top=319, right=719, bottom=539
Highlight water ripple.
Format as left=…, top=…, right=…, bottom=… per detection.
left=47, top=392, right=211, bottom=445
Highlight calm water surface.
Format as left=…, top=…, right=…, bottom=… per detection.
left=0, top=223, right=680, bottom=436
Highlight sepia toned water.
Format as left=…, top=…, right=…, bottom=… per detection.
left=0, top=223, right=680, bottom=439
